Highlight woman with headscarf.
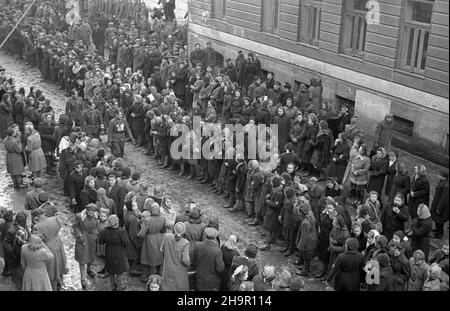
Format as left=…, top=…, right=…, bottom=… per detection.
left=138, top=204, right=166, bottom=279
left=4, top=127, right=26, bottom=188
left=367, top=147, right=389, bottom=198
left=410, top=204, right=432, bottom=260
left=408, top=249, right=429, bottom=291
left=98, top=215, right=130, bottom=291
left=20, top=234, right=54, bottom=291
left=252, top=265, right=276, bottom=291
left=228, top=265, right=249, bottom=291
left=220, top=235, right=240, bottom=289
left=160, top=222, right=190, bottom=291
left=24, top=122, right=47, bottom=178
left=80, top=176, right=98, bottom=212
left=73, top=203, right=99, bottom=290
left=96, top=187, right=116, bottom=216
left=362, top=229, right=380, bottom=263
left=32, top=208, right=68, bottom=291
left=409, top=165, right=430, bottom=220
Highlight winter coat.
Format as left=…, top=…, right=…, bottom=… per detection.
left=408, top=259, right=429, bottom=291
left=79, top=186, right=98, bottom=212
left=138, top=215, right=166, bottom=267
left=73, top=213, right=98, bottom=265
left=192, top=239, right=225, bottom=291
left=32, top=216, right=68, bottom=283
left=318, top=214, right=333, bottom=262
left=327, top=251, right=365, bottom=291
left=375, top=120, right=393, bottom=150
left=4, top=136, right=25, bottom=176
left=301, top=124, right=319, bottom=164
left=290, top=120, right=306, bottom=155
left=311, top=128, right=333, bottom=169
left=327, top=141, right=349, bottom=181
left=385, top=160, right=397, bottom=197
left=98, top=227, right=129, bottom=275
left=349, top=156, right=371, bottom=186
left=20, top=244, right=54, bottom=291
left=263, top=185, right=283, bottom=232
left=304, top=187, right=324, bottom=227
left=0, top=99, right=14, bottom=139
left=409, top=175, right=430, bottom=219
left=389, top=172, right=411, bottom=203
left=273, top=114, right=292, bottom=153
left=431, top=178, right=449, bottom=225
left=391, top=253, right=410, bottom=291
left=367, top=155, right=389, bottom=196
left=230, top=256, right=259, bottom=281
left=281, top=197, right=295, bottom=231
left=411, top=217, right=432, bottom=260
left=380, top=203, right=409, bottom=240
left=124, top=210, right=141, bottom=260
left=296, top=213, right=318, bottom=251
left=26, top=131, right=47, bottom=173
left=221, top=246, right=239, bottom=289
left=235, top=162, right=247, bottom=200
left=161, top=233, right=190, bottom=291
left=37, top=121, right=56, bottom=153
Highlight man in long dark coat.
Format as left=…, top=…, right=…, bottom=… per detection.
left=431, top=170, right=449, bottom=239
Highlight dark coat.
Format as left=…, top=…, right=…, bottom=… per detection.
left=107, top=183, right=125, bottom=218
left=263, top=185, right=283, bottom=232
left=380, top=203, right=410, bottom=240
left=37, top=121, right=56, bottom=153
left=389, top=172, right=410, bottom=203
left=409, top=175, right=430, bottom=219
left=430, top=178, right=449, bottom=224
left=79, top=186, right=98, bottom=211
left=98, top=227, right=129, bottom=275
left=411, top=217, right=432, bottom=260
left=235, top=162, right=247, bottom=200
left=311, top=129, right=333, bottom=169
left=301, top=124, right=319, bottom=164
left=192, top=240, right=225, bottom=291
left=385, top=160, right=397, bottom=196
left=290, top=120, right=306, bottom=155
left=367, top=155, right=389, bottom=196
left=68, top=170, right=89, bottom=210
left=327, top=251, right=365, bottom=291
left=4, top=136, right=25, bottom=176
left=273, top=114, right=292, bottom=153
left=327, top=141, right=349, bottom=181
left=230, top=256, right=259, bottom=281
left=220, top=246, right=239, bottom=289
left=391, top=253, right=410, bottom=291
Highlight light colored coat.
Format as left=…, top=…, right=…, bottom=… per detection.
left=160, top=233, right=190, bottom=291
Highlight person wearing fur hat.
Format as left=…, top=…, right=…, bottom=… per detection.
left=325, top=238, right=365, bottom=291
left=32, top=208, right=68, bottom=291
left=73, top=203, right=99, bottom=290
left=410, top=203, right=432, bottom=260
left=138, top=203, right=166, bottom=280
left=98, top=215, right=130, bottom=291
left=295, top=198, right=318, bottom=277
left=191, top=227, right=225, bottom=291
left=160, top=222, right=190, bottom=291
left=20, top=234, right=54, bottom=291
left=279, top=186, right=297, bottom=256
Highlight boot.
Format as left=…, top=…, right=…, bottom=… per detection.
left=162, top=156, right=169, bottom=168
left=178, top=165, right=185, bottom=177
left=228, top=202, right=243, bottom=213
left=248, top=218, right=260, bottom=226
left=187, top=168, right=195, bottom=180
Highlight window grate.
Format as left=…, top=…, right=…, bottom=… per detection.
left=393, top=115, right=414, bottom=137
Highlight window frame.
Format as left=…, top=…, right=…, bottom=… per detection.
left=340, top=0, right=368, bottom=57
left=212, top=0, right=227, bottom=20
left=299, top=0, right=322, bottom=46
left=397, top=0, right=434, bottom=74
left=261, top=0, right=280, bottom=35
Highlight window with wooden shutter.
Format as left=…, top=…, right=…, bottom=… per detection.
left=340, top=0, right=368, bottom=57
left=299, top=0, right=322, bottom=45
left=262, top=0, right=280, bottom=34
left=398, top=0, right=434, bottom=74
left=212, top=0, right=226, bottom=19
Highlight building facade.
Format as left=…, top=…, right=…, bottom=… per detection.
left=187, top=0, right=449, bottom=164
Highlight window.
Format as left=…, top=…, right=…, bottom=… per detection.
left=393, top=115, right=414, bottom=137
left=336, top=95, right=355, bottom=116
left=299, top=0, right=322, bottom=45
left=341, top=0, right=368, bottom=56
left=262, top=0, right=280, bottom=34
left=398, top=0, right=434, bottom=74
left=212, top=0, right=226, bottom=19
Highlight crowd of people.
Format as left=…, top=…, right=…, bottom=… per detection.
left=0, top=0, right=449, bottom=292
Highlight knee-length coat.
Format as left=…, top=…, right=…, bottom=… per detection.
left=20, top=244, right=54, bottom=291
left=138, top=215, right=166, bottom=267
left=430, top=178, right=449, bottom=225
left=367, top=155, right=389, bottom=196
left=409, top=175, right=430, bottom=218
left=327, top=140, right=349, bottom=182
left=4, top=136, right=25, bottom=176
left=33, top=216, right=68, bottom=283
left=98, top=227, right=129, bottom=275
left=26, top=130, right=47, bottom=173
left=73, top=213, right=98, bottom=265
left=160, top=233, right=190, bottom=291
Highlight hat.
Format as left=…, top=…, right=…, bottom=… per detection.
left=174, top=222, right=186, bottom=236
left=346, top=238, right=359, bottom=252
left=33, top=177, right=44, bottom=187
left=244, top=244, right=258, bottom=258
left=189, top=207, right=201, bottom=220
left=204, top=227, right=219, bottom=239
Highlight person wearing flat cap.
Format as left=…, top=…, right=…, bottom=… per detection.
left=229, top=244, right=259, bottom=282
left=191, top=227, right=225, bottom=291
left=430, top=170, right=449, bottom=239
left=160, top=222, right=190, bottom=291
left=99, top=215, right=130, bottom=291
left=375, top=112, right=394, bottom=151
